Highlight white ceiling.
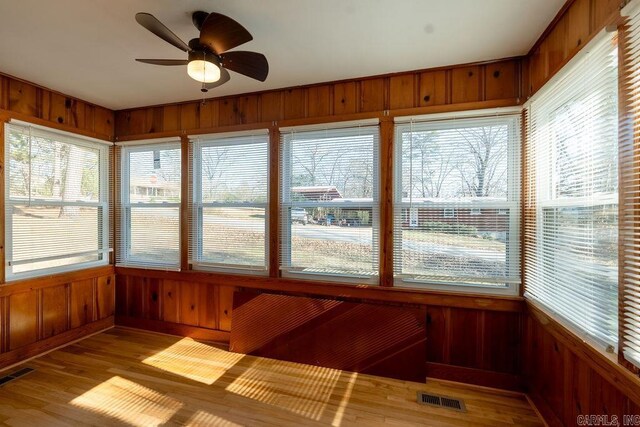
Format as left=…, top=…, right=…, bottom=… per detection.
left=0, top=0, right=564, bottom=110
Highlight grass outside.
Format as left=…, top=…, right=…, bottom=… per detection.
left=10, top=203, right=618, bottom=286
left=402, top=229, right=505, bottom=251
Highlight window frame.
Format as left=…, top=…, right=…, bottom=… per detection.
left=4, top=122, right=110, bottom=281
left=119, top=141, right=182, bottom=270
left=443, top=208, right=456, bottom=218
left=392, top=113, right=521, bottom=296
left=279, top=122, right=380, bottom=284
left=523, top=29, right=620, bottom=351
left=190, top=133, right=270, bottom=274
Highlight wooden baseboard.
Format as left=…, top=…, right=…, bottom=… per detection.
left=526, top=391, right=562, bottom=427
left=0, top=317, right=114, bottom=371
left=115, top=316, right=230, bottom=344
left=426, top=362, right=522, bottom=391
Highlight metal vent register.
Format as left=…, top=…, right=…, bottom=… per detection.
left=417, top=392, right=466, bottom=412
left=0, top=367, right=34, bottom=386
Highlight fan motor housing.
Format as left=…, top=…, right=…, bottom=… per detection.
left=188, top=49, right=220, bottom=66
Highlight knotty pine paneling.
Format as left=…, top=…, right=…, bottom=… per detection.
left=115, top=272, right=522, bottom=388
left=418, top=70, right=447, bottom=106
left=113, top=58, right=522, bottom=140
left=8, top=79, right=37, bottom=116
left=95, top=274, right=115, bottom=320
left=70, top=278, right=95, bottom=328
left=259, top=91, right=283, bottom=122
left=359, top=78, right=386, bottom=112
left=283, top=88, right=306, bottom=119
left=0, top=74, right=114, bottom=140
left=229, top=291, right=427, bottom=382
left=526, top=0, right=624, bottom=96
left=0, top=267, right=114, bottom=369
left=426, top=306, right=522, bottom=377
left=8, top=291, right=38, bottom=350
left=485, top=61, right=518, bottom=101
left=307, top=84, right=332, bottom=117
left=524, top=309, right=638, bottom=425
left=451, top=66, right=482, bottom=104
left=333, top=81, right=358, bottom=115
left=389, top=74, right=416, bottom=109
left=115, top=275, right=236, bottom=333
left=41, top=285, right=68, bottom=339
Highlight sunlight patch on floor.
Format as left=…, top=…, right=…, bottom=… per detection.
left=69, top=375, right=183, bottom=425
left=225, top=357, right=344, bottom=421
left=184, top=409, right=243, bottom=427
left=331, top=371, right=357, bottom=427
left=142, top=338, right=244, bottom=385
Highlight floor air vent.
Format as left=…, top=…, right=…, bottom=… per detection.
left=0, top=367, right=34, bottom=387
left=417, top=392, right=466, bottom=412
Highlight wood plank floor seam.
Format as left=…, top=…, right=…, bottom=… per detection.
left=0, top=327, right=544, bottom=426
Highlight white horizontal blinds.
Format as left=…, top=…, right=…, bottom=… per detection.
left=190, top=133, right=269, bottom=271
left=621, top=0, right=640, bottom=368
left=4, top=123, right=109, bottom=280
left=393, top=115, right=521, bottom=291
left=117, top=142, right=181, bottom=269
left=524, top=31, right=619, bottom=349
left=280, top=124, right=379, bottom=280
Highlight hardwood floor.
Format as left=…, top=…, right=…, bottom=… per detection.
left=0, top=327, right=543, bottom=426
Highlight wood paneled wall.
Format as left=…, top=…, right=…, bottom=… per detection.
left=0, top=266, right=115, bottom=370
left=0, top=74, right=114, bottom=140
left=116, top=268, right=524, bottom=389
left=114, top=58, right=523, bottom=139
left=523, top=303, right=640, bottom=425
left=0, top=73, right=115, bottom=371
left=114, top=273, right=234, bottom=343
left=525, top=0, right=623, bottom=96
left=520, top=1, right=640, bottom=423
left=229, top=291, right=428, bottom=382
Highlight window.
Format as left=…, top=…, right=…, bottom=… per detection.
left=117, top=142, right=181, bottom=269
left=190, top=132, right=269, bottom=272
left=393, top=113, right=521, bottom=293
left=620, top=0, right=640, bottom=369
left=524, top=31, right=618, bottom=349
left=280, top=122, right=379, bottom=282
left=5, top=122, right=109, bottom=280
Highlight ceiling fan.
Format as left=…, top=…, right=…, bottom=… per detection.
left=135, top=11, right=268, bottom=92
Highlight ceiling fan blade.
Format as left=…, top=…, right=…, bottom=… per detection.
left=135, top=12, right=190, bottom=52
left=136, top=59, right=189, bottom=66
left=203, top=67, right=231, bottom=90
left=199, top=13, right=253, bottom=54
left=222, top=51, right=268, bottom=82
left=192, top=11, right=209, bottom=31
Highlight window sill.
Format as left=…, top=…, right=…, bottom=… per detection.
left=0, top=264, right=115, bottom=295
left=394, top=278, right=519, bottom=297
left=115, top=266, right=524, bottom=312
left=5, top=259, right=110, bottom=284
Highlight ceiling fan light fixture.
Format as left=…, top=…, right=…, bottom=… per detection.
left=187, top=51, right=220, bottom=83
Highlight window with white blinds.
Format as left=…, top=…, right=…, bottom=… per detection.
left=4, top=122, right=110, bottom=280
left=621, top=0, right=640, bottom=368
left=524, top=31, right=619, bottom=349
left=117, top=142, right=181, bottom=269
left=190, top=132, right=269, bottom=272
left=280, top=123, right=379, bottom=282
left=393, top=113, right=521, bottom=294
